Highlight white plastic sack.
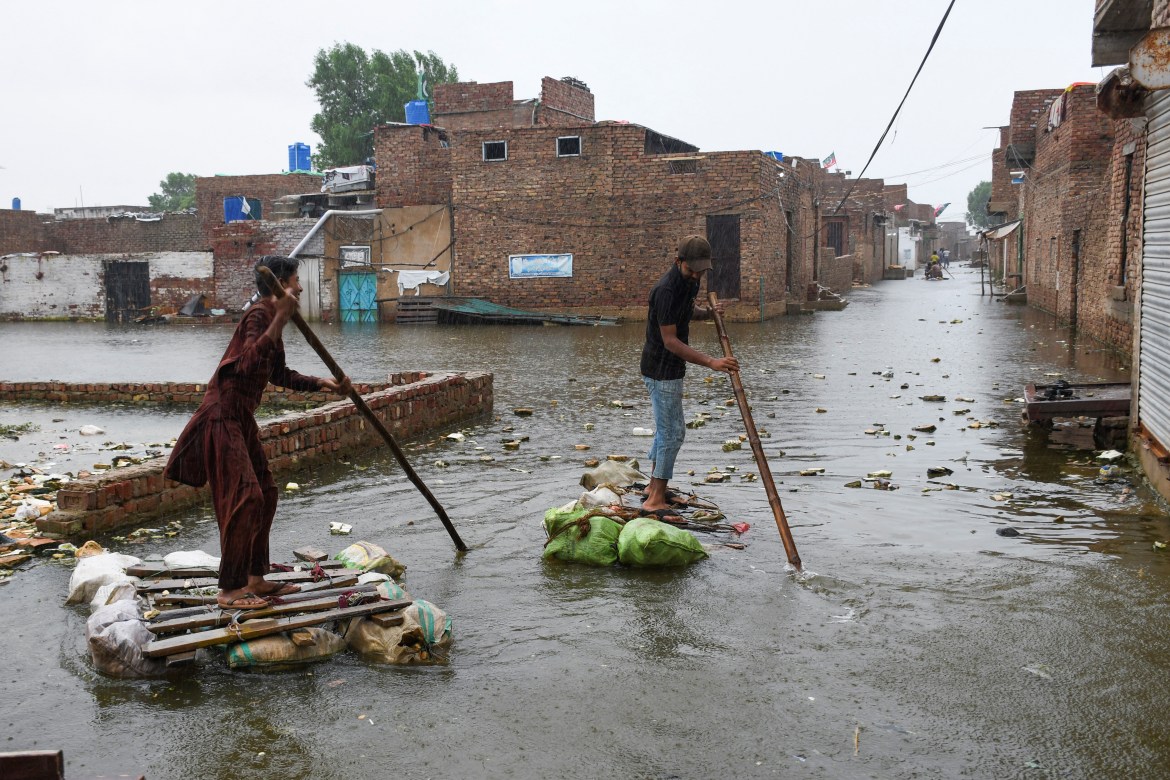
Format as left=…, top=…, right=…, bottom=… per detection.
left=66, top=552, right=141, bottom=605
left=86, top=600, right=167, bottom=678
left=89, top=577, right=141, bottom=613
left=163, top=550, right=221, bottom=570
left=577, top=486, right=623, bottom=508
left=580, top=460, right=648, bottom=490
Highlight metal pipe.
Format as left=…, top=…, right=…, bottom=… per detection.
left=289, top=209, right=381, bottom=259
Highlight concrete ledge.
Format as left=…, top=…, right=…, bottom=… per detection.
left=35, top=371, right=493, bottom=536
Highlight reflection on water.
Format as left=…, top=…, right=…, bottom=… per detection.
left=2, top=269, right=1170, bottom=778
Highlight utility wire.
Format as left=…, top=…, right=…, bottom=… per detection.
left=832, top=0, right=957, bottom=214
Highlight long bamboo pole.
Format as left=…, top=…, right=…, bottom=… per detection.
left=707, top=292, right=801, bottom=570
left=258, top=266, right=468, bottom=552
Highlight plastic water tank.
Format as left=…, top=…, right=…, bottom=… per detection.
left=11, top=197, right=20, bottom=211
left=288, top=142, right=311, bottom=172
left=405, top=100, right=430, bottom=125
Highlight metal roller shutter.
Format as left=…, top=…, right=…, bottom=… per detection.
left=1141, top=90, right=1170, bottom=448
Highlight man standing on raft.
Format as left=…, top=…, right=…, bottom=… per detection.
left=165, top=256, right=351, bottom=610
left=640, top=235, right=739, bottom=518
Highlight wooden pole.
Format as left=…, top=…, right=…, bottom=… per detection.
left=258, top=266, right=468, bottom=552
left=707, top=291, right=802, bottom=570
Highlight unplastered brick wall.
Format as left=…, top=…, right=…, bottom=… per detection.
left=0, top=209, right=53, bottom=255
left=817, top=248, right=853, bottom=295
left=989, top=128, right=1016, bottom=216
left=433, top=81, right=519, bottom=131
left=208, top=219, right=322, bottom=308
left=374, top=125, right=453, bottom=207
left=1073, top=115, right=1146, bottom=354
left=445, top=123, right=812, bottom=319
left=195, top=173, right=320, bottom=240
left=50, top=214, right=202, bottom=254
left=0, top=251, right=213, bottom=321
left=0, top=378, right=392, bottom=405
left=538, top=77, right=594, bottom=126
left=1020, top=85, right=1115, bottom=328
left=37, top=371, right=493, bottom=536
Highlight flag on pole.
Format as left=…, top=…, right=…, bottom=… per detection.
left=934, top=202, right=950, bottom=217
left=239, top=196, right=252, bottom=217
left=822, top=152, right=837, bottom=169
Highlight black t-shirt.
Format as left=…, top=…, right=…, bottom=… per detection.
left=641, top=264, right=699, bottom=380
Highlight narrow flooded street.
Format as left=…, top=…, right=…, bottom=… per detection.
left=3, top=268, right=1169, bottom=779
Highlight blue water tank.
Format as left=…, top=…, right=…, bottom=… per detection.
left=288, top=142, right=311, bottom=172
left=11, top=197, right=20, bottom=211
left=405, top=100, right=430, bottom=125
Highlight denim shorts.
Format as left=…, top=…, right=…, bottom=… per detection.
left=642, top=376, right=686, bottom=480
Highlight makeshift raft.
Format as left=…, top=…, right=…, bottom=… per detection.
left=1023, top=381, right=1131, bottom=423
left=73, top=541, right=453, bottom=677
left=542, top=460, right=748, bottom=568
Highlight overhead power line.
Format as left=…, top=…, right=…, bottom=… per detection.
left=832, top=0, right=958, bottom=214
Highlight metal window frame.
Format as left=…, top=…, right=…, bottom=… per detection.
left=556, top=135, right=581, bottom=157
left=482, top=141, right=508, bottom=162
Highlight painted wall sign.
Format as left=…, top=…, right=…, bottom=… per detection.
left=508, top=253, right=573, bottom=279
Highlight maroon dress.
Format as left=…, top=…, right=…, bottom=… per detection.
left=164, top=299, right=323, bottom=590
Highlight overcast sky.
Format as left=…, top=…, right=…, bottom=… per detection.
left=4, top=0, right=1105, bottom=221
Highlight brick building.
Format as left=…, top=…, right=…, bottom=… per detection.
left=985, top=83, right=1137, bottom=352
left=375, top=114, right=825, bottom=319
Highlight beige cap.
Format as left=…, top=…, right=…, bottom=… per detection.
left=677, top=235, right=713, bottom=271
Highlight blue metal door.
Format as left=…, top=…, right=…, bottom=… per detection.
left=339, top=272, right=377, bottom=323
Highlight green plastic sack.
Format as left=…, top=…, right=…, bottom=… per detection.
left=542, top=507, right=622, bottom=567
left=617, top=517, right=708, bottom=567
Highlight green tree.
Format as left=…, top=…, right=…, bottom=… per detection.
left=148, top=172, right=197, bottom=211
left=965, top=180, right=993, bottom=229
left=307, top=43, right=459, bottom=169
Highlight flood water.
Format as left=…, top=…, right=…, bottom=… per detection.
left=2, top=267, right=1169, bottom=779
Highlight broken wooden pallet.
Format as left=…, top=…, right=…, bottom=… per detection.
left=136, top=567, right=360, bottom=593
left=127, top=559, right=345, bottom=579
left=149, top=573, right=361, bottom=606
left=150, top=578, right=370, bottom=617
left=146, top=586, right=394, bottom=635
left=144, top=598, right=412, bottom=658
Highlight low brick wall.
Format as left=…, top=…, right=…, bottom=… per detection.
left=33, top=371, right=493, bottom=536
left=0, top=378, right=400, bottom=407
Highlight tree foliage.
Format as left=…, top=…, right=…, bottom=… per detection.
left=965, top=180, right=993, bottom=229
left=147, top=172, right=197, bottom=212
left=307, top=43, right=459, bottom=169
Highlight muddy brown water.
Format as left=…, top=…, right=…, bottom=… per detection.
left=2, top=268, right=1169, bottom=779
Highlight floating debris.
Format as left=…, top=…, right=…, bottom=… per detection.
left=799, top=468, right=825, bottom=476
left=926, top=467, right=953, bottom=478
left=512, top=408, right=534, bottom=416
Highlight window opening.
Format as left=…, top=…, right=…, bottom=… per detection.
left=557, top=136, right=581, bottom=157
left=483, top=141, right=507, bottom=162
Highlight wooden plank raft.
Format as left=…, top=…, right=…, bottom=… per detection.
left=144, top=598, right=412, bottom=658
left=127, top=559, right=345, bottom=579
left=136, top=567, right=360, bottom=593
left=146, top=584, right=393, bottom=634
left=150, top=577, right=366, bottom=614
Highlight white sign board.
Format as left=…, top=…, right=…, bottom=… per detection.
left=508, top=253, right=573, bottom=279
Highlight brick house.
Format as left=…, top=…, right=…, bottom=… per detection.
left=986, top=83, right=1138, bottom=352
left=374, top=77, right=847, bottom=320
